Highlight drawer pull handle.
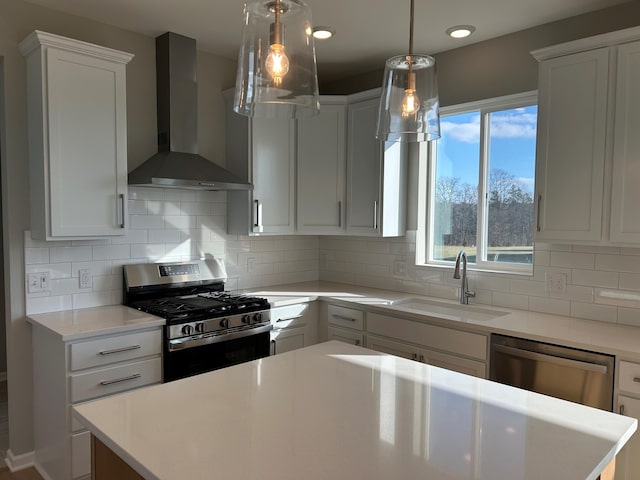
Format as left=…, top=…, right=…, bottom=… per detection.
left=99, top=373, right=141, bottom=386
left=355, top=339, right=361, bottom=346
left=333, top=314, right=356, bottom=322
left=98, top=345, right=141, bottom=356
left=633, top=378, right=640, bottom=383
left=276, top=315, right=304, bottom=323
left=411, top=353, right=418, bottom=361
left=620, top=405, right=625, bottom=415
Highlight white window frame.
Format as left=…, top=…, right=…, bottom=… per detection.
left=416, top=91, right=538, bottom=275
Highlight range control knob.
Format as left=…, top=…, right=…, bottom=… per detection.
left=241, top=314, right=251, bottom=324
left=181, top=324, right=194, bottom=336
left=252, top=312, right=263, bottom=323
left=195, top=323, right=205, bottom=333
left=219, top=318, right=229, bottom=329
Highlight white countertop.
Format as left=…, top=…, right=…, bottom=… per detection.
left=74, top=341, right=636, bottom=480
left=255, top=281, right=640, bottom=360
left=26, top=305, right=164, bottom=341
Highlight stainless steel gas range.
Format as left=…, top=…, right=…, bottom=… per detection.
left=124, top=259, right=272, bottom=382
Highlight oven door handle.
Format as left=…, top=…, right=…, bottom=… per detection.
left=168, top=324, right=274, bottom=351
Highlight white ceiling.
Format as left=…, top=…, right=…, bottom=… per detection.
left=24, top=0, right=631, bottom=83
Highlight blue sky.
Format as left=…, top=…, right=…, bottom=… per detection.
left=435, top=106, right=538, bottom=193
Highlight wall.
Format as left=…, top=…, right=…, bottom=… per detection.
left=320, top=233, right=640, bottom=326
left=25, top=188, right=319, bottom=315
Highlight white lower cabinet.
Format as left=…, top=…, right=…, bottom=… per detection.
left=33, top=325, right=162, bottom=480
left=270, top=303, right=318, bottom=355
left=616, top=360, right=640, bottom=479
left=366, top=334, right=486, bottom=377
left=327, top=304, right=365, bottom=346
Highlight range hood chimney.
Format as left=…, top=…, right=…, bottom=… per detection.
left=128, top=32, right=252, bottom=191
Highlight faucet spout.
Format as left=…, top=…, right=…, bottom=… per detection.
left=453, top=250, right=475, bottom=304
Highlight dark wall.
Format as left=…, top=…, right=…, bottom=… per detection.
left=320, top=2, right=640, bottom=106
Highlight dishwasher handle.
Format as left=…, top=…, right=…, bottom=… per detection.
left=492, top=343, right=609, bottom=375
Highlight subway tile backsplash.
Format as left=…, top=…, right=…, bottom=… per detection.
left=23, top=186, right=640, bottom=326
left=24, top=187, right=320, bottom=315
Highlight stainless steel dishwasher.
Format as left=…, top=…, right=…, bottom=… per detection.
left=490, top=334, right=614, bottom=411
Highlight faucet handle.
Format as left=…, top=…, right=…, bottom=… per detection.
left=466, top=290, right=476, bottom=299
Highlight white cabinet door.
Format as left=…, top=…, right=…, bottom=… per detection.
left=327, top=325, right=363, bottom=346
left=347, top=98, right=407, bottom=237
left=270, top=303, right=318, bottom=355
left=616, top=395, right=640, bottom=480
left=534, top=48, right=609, bottom=243
left=21, top=32, right=132, bottom=240
left=225, top=91, right=295, bottom=235
left=610, top=40, right=640, bottom=243
left=297, top=102, right=346, bottom=234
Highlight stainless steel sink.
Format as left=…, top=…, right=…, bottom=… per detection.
left=388, top=298, right=509, bottom=322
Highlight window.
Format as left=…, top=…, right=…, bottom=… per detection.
left=417, top=92, right=538, bottom=274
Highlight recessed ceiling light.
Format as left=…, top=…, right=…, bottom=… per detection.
left=446, top=25, right=476, bottom=39
left=313, top=26, right=336, bottom=40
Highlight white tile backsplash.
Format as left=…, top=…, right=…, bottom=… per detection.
left=23, top=187, right=640, bottom=326
left=24, top=187, right=320, bottom=314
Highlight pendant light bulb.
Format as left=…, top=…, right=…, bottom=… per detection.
left=401, top=69, right=419, bottom=118
left=265, top=43, right=289, bottom=86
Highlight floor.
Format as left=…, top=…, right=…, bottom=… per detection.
left=0, top=468, right=43, bottom=480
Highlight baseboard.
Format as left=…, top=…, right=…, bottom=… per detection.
left=4, top=448, right=34, bottom=472
left=34, top=463, right=55, bottom=480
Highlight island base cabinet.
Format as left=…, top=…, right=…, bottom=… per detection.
left=92, top=436, right=144, bottom=480
left=270, top=303, right=318, bottom=355
left=616, top=395, right=640, bottom=479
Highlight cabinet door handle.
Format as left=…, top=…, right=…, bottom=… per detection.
left=118, top=193, right=126, bottom=228
left=332, top=314, right=356, bottom=322
left=633, top=377, right=640, bottom=383
left=100, top=373, right=141, bottom=386
left=536, top=194, right=542, bottom=232
left=354, top=339, right=361, bottom=346
left=276, top=315, right=304, bottom=323
left=620, top=405, right=625, bottom=415
left=98, top=344, right=141, bottom=356
left=411, top=353, right=418, bottom=361
left=419, top=354, right=425, bottom=363
left=253, top=199, right=262, bottom=228
left=271, top=339, right=276, bottom=355
left=338, top=201, right=342, bottom=227
left=373, top=200, right=378, bottom=230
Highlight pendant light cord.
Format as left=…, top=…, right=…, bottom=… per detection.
left=409, top=0, right=414, bottom=57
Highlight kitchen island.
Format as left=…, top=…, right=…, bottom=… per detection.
left=74, top=341, right=636, bottom=480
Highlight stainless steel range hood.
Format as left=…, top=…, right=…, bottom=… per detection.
left=129, top=32, right=252, bottom=191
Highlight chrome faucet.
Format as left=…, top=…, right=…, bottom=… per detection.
left=453, top=250, right=476, bottom=305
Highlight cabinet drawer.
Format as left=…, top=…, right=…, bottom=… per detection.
left=271, top=303, right=309, bottom=329
left=71, top=430, right=91, bottom=479
left=70, top=357, right=161, bottom=403
left=271, top=327, right=306, bottom=355
left=327, top=305, right=364, bottom=330
left=619, top=361, right=640, bottom=395
left=328, top=326, right=364, bottom=346
left=70, top=329, right=161, bottom=371
left=368, top=312, right=487, bottom=360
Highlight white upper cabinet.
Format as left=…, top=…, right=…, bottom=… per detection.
left=20, top=31, right=132, bottom=240
left=296, top=99, right=347, bottom=234
left=532, top=26, right=640, bottom=245
left=225, top=91, right=296, bottom=235
left=610, top=40, right=640, bottom=243
left=346, top=96, right=407, bottom=237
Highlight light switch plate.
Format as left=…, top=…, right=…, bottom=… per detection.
left=79, top=269, right=92, bottom=289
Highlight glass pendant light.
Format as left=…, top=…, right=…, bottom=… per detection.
left=234, top=0, right=320, bottom=119
left=376, top=0, right=440, bottom=142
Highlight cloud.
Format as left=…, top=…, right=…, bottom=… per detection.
left=441, top=109, right=537, bottom=143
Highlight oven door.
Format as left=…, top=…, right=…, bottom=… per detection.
left=163, top=330, right=271, bottom=382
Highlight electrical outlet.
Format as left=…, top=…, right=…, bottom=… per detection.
left=393, top=260, right=407, bottom=276
left=79, top=269, right=92, bottom=289
left=546, top=272, right=567, bottom=293
left=27, top=272, right=50, bottom=293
